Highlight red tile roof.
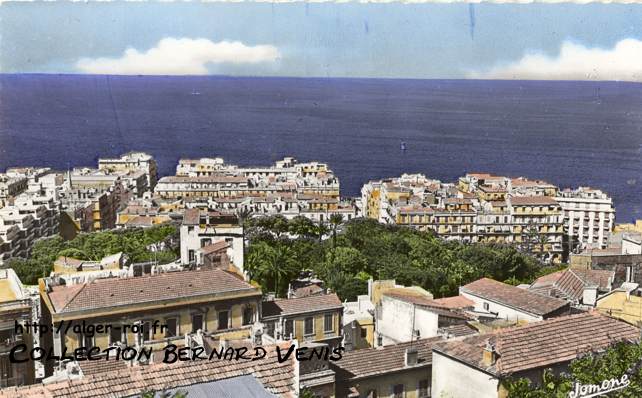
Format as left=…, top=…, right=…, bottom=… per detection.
left=200, top=241, right=230, bottom=255
left=0, top=343, right=297, bottom=398
left=332, top=338, right=442, bottom=380
left=434, top=312, right=639, bottom=376
left=262, top=293, right=342, bottom=318
left=46, top=269, right=259, bottom=315
left=530, top=269, right=614, bottom=302
left=461, top=278, right=569, bottom=317
left=431, top=295, right=475, bottom=310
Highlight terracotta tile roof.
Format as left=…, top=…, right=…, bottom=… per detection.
left=431, top=295, right=475, bottom=310
left=46, top=269, right=259, bottom=315
left=461, top=278, right=569, bottom=317
left=433, top=312, right=639, bottom=376
left=438, top=323, right=479, bottom=338
left=509, top=196, right=559, bottom=206
left=291, top=284, right=324, bottom=298
left=182, top=209, right=238, bottom=225
left=200, top=241, right=230, bottom=255
left=262, top=293, right=342, bottom=318
left=530, top=269, right=614, bottom=302
left=332, top=338, right=442, bottom=380
left=78, top=358, right=128, bottom=376
left=0, top=343, right=297, bottom=398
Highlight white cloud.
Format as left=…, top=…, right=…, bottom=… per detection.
left=469, top=39, right=642, bottom=82
left=76, top=37, right=280, bottom=75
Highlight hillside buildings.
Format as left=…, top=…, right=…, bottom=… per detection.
left=361, top=172, right=617, bottom=262
left=155, top=157, right=357, bottom=223
left=98, top=152, right=158, bottom=191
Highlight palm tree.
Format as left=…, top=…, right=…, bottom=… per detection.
left=329, top=214, right=344, bottom=248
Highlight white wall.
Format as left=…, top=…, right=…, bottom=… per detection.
left=378, top=296, right=439, bottom=345
left=432, top=351, right=499, bottom=398
left=180, top=224, right=244, bottom=273
left=460, top=291, right=542, bottom=323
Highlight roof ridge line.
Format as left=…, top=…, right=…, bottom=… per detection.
left=60, top=283, right=88, bottom=313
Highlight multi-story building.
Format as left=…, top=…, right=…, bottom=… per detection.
left=332, top=337, right=441, bottom=398
left=0, top=209, right=37, bottom=264
left=98, top=151, right=158, bottom=191
left=38, top=268, right=262, bottom=377
left=261, top=293, right=344, bottom=349
left=0, top=175, right=27, bottom=208
left=556, top=187, right=615, bottom=251
left=156, top=157, right=350, bottom=223
left=179, top=209, right=244, bottom=274
left=508, top=195, right=564, bottom=262
left=0, top=269, right=35, bottom=388
left=362, top=172, right=608, bottom=263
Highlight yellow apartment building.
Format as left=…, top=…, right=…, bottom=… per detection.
left=261, top=293, right=344, bottom=348
left=38, top=268, right=262, bottom=376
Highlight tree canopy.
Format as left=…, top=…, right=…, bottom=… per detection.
left=245, top=216, right=560, bottom=300
left=2, top=225, right=179, bottom=285
left=503, top=341, right=642, bottom=397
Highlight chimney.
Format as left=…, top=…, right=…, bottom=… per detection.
left=405, top=347, right=418, bottom=367
left=482, top=341, right=497, bottom=366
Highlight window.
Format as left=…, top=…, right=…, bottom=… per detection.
left=141, top=321, right=151, bottom=342
left=360, top=327, right=367, bottom=338
left=165, top=318, right=178, bottom=338
left=284, top=320, right=294, bottom=338
left=242, top=306, right=254, bottom=326
left=218, top=310, right=229, bottom=330
left=266, top=321, right=275, bottom=337
left=418, top=379, right=430, bottom=398
left=201, top=238, right=211, bottom=248
left=324, top=313, right=333, bottom=332
left=304, top=317, right=314, bottom=336
left=392, top=384, right=404, bottom=398
left=191, top=314, right=204, bottom=333
left=110, top=326, right=122, bottom=345
left=483, top=302, right=490, bottom=311
left=188, top=250, right=195, bottom=263
left=81, top=333, right=93, bottom=349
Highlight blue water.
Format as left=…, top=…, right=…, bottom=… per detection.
left=1, top=75, right=641, bottom=221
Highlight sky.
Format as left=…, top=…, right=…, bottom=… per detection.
left=2, top=2, right=642, bottom=80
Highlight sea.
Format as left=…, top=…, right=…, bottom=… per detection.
left=0, top=75, right=641, bottom=222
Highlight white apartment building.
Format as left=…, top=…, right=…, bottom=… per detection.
left=556, top=187, right=615, bottom=251
left=179, top=209, right=245, bottom=275
left=0, top=174, right=28, bottom=208
left=98, top=151, right=158, bottom=190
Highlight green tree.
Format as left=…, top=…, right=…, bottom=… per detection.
left=503, top=341, right=642, bottom=397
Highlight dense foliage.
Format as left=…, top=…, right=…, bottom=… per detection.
left=2, top=225, right=179, bottom=285
left=245, top=216, right=560, bottom=300
left=503, top=341, right=642, bottom=397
